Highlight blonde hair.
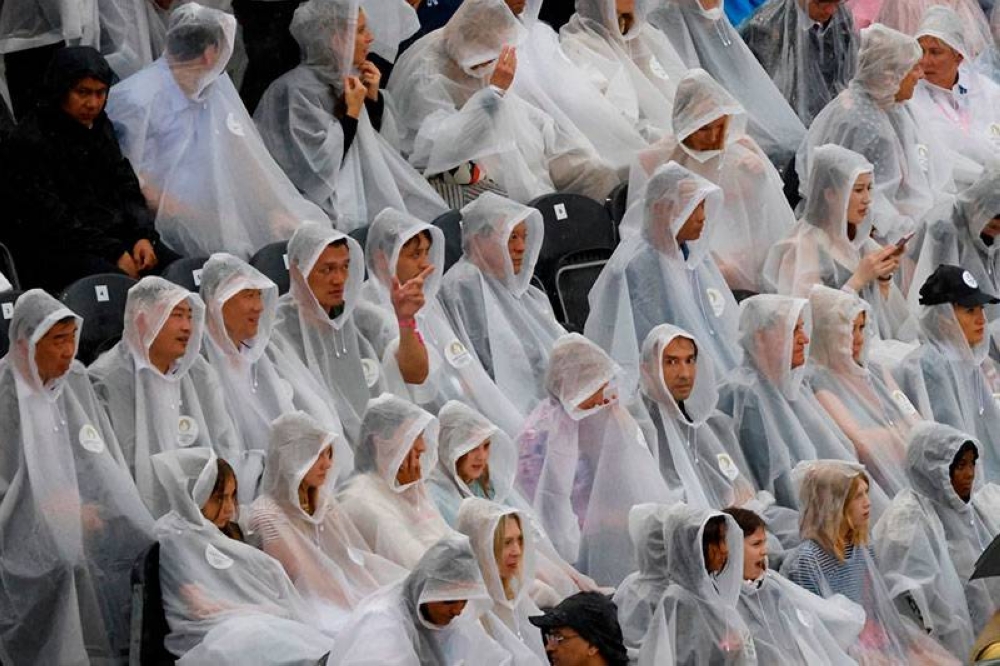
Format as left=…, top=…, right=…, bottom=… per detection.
left=493, top=513, right=523, bottom=600
left=800, top=467, right=869, bottom=562
left=836, top=475, right=870, bottom=559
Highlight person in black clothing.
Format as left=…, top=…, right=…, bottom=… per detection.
left=0, top=46, right=180, bottom=293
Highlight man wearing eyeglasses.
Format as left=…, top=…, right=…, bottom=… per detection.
left=529, top=592, right=628, bottom=666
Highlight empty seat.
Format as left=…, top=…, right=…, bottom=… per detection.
left=161, top=256, right=210, bottom=292
left=59, top=273, right=137, bottom=365
left=554, top=250, right=612, bottom=333
left=249, top=241, right=291, bottom=295
left=0, top=289, right=24, bottom=357
left=430, top=209, right=463, bottom=272
left=129, top=543, right=175, bottom=666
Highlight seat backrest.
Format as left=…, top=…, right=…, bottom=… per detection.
left=161, top=257, right=210, bottom=292
left=59, top=273, right=137, bottom=365
left=529, top=193, right=617, bottom=320
left=431, top=209, right=463, bottom=272
left=0, top=289, right=24, bottom=357
left=249, top=241, right=291, bottom=295
left=554, top=250, right=612, bottom=332
left=129, top=543, right=175, bottom=666
left=0, top=242, right=20, bottom=291
left=605, top=182, right=629, bottom=228
left=348, top=225, right=370, bottom=279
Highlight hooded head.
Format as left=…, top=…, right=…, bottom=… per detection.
left=261, top=411, right=344, bottom=519
left=662, top=503, right=742, bottom=605
left=163, top=3, right=236, bottom=99
left=807, top=284, right=871, bottom=377
left=123, top=276, right=206, bottom=379
left=151, top=446, right=220, bottom=527
left=803, top=144, right=875, bottom=251
left=459, top=192, right=543, bottom=296
left=287, top=222, right=365, bottom=329
left=795, top=460, right=870, bottom=561
left=672, top=69, right=746, bottom=156
left=442, top=0, right=526, bottom=76
left=575, top=0, right=650, bottom=42
left=906, top=422, right=981, bottom=511
left=545, top=334, right=620, bottom=420
left=366, top=208, right=444, bottom=302
left=7, top=290, right=82, bottom=394
left=403, top=534, right=490, bottom=629
left=954, top=168, right=1000, bottom=258
left=915, top=5, right=969, bottom=89
left=455, top=497, right=534, bottom=609
left=737, top=295, right=812, bottom=398
left=436, top=400, right=516, bottom=503
left=640, top=324, right=717, bottom=425
left=356, top=393, right=439, bottom=491
left=291, top=0, right=362, bottom=86
left=200, top=253, right=278, bottom=362
left=42, top=46, right=114, bottom=125
left=853, top=24, right=922, bottom=107
left=628, top=503, right=672, bottom=579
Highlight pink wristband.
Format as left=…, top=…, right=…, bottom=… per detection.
left=398, top=318, right=424, bottom=345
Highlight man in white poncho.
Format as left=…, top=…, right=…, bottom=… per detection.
left=560, top=0, right=687, bottom=141
left=89, top=276, right=244, bottom=516
left=254, top=0, right=449, bottom=231
left=797, top=22, right=955, bottom=245
left=151, top=447, right=336, bottom=664
left=272, top=222, right=429, bottom=445
left=337, top=394, right=455, bottom=568
left=328, top=534, right=514, bottom=666
left=631, top=69, right=797, bottom=293
left=648, top=0, right=806, bottom=164
left=200, top=253, right=354, bottom=499
left=877, top=0, right=994, bottom=57
left=0, top=290, right=155, bottom=665
left=386, top=0, right=618, bottom=204
left=586, top=160, right=741, bottom=385
left=875, top=423, right=1000, bottom=657
left=439, top=193, right=566, bottom=416
left=247, top=412, right=406, bottom=633
left=894, top=264, right=1000, bottom=481
left=106, top=3, right=327, bottom=258
left=362, top=208, right=524, bottom=436
left=515, top=334, right=676, bottom=586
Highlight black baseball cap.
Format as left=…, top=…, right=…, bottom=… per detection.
left=918, top=264, right=1000, bottom=307
left=529, top=592, right=628, bottom=666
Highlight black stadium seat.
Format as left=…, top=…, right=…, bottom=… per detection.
left=430, top=209, right=464, bottom=272
left=60, top=273, right=137, bottom=365
left=554, top=249, right=613, bottom=333
left=161, top=256, right=210, bottom=292
left=0, top=289, right=24, bottom=357
left=348, top=225, right=370, bottom=279
left=129, top=544, right=175, bottom=666
left=0, top=242, right=20, bottom=291
left=249, top=241, right=291, bottom=295
left=605, top=182, right=629, bottom=229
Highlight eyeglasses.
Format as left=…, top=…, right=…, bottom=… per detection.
left=544, top=631, right=583, bottom=646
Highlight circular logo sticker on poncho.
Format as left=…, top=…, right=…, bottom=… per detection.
left=796, top=608, right=814, bottom=628
left=78, top=424, right=105, bottom=453
left=225, top=112, right=245, bottom=137
left=963, top=270, right=979, bottom=289
left=915, top=144, right=930, bottom=173
left=891, top=390, right=917, bottom=416
left=717, top=453, right=740, bottom=481
left=361, top=358, right=380, bottom=388
left=178, top=416, right=200, bottom=446
left=649, top=56, right=669, bottom=80
left=445, top=340, right=473, bottom=369
left=205, top=543, right=234, bottom=570
left=706, top=288, right=726, bottom=318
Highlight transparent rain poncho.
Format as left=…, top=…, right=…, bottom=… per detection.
left=0, top=290, right=155, bottom=664
left=717, top=295, right=863, bottom=510
left=151, top=447, right=336, bottom=663
left=246, top=412, right=406, bottom=633
left=637, top=505, right=757, bottom=666
left=559, top=0, right=687, bottom=140
left=515, top=334, right=676, bottom=586
left=808, top=285, right=923, bottom=496
left=910, top=7, right=1000, bottom=173
left=0, top=0, right=97, bottom=55
left=586, top=161, right=741, bottom=389
left=253, top=0, right=449, bottom=231
left=784, top=460, right=961, bottom=665
left=272, top=222, right=394, bottom=446
left=911, top=168, right=1000, bottom=322
left=439, top=193, right=566, bottom=415
left=429, top=400, right=599, bottom=600
left=328, top=534, right=512, bottom=666
left=740, top=0, right=859, bottom=125
left=385, top=0, right=618, bottom=203
left=106, top=3, right=328, bottom=258
left=873, top=422, right=1000, bottom=657
left=362, top=208, right=524, bottom=436
left=764, top=143, right=915, bottom=341
left=89, top=276, right=244, bottom=516
left=796, top=23, right=954, bottom=244
left=200, top=253, right=352, bottom=500
left=878, top=0, right=993, bottom=56
left=337, top=394, right=454, bottom=568
left=630, top=69, right=797, bottom=293
left=647, top=0, right=806, bottom=164
left=613, top=504, right=672, bottom=659
left=894, top=300, right=1000, bottom=481
left=455, top=498, right=548, bottom=665
left=738, top=567, right=863, bottom=666
left=97, top=0, right=168, bottom=80
left=638, top=324, right=800, bottom=546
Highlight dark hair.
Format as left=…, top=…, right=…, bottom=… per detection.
left=950, top=440, right=980, bottom=475
left=723, top=507, right=767, bottom=537
left=328, top=238, right=349, bottom=250
left=401, top=229, right=433, bottom=251
left=701, top=515, right=728, bottom=565
left=43, top=46, right=114, bottom=106
left=167, top=21, right=224, bottom=62
left=210, top=459, right=244, bottom=541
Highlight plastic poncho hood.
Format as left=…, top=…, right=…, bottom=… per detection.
left=356, top=393, right=439, bottom=491
left=854, top=23, right=922, bottom=108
